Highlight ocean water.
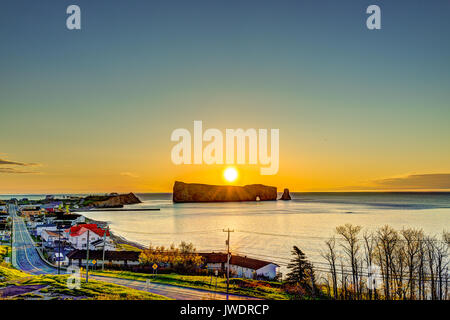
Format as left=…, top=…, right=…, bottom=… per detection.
left=3, top=192, right=450, bottom=274
left=79, top=192, right=450, bottom=274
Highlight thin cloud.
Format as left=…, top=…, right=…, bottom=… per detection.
left=340, top=173, right=450, bottom=191
left=0, top=158, right=39, bottom=167
left=0, top=167, right=40, bottom=174
left=120, top=172, right=139, bottom=178
left=372, top=173, right=450, bottom=190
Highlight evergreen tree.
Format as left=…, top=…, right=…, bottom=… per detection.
left=286, top=246, right=316, bottom=293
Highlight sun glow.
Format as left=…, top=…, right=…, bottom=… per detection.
left=223, top=167, right=238, bottom=183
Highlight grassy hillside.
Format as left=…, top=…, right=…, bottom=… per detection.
left=0, top=245, right=169, bottom=300
left=16, top=274, right=170, bottom=300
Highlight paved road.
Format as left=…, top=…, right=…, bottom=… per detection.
left=9, top=204, right=58, bottom=275
left=8, top=204, right=257, bottom=300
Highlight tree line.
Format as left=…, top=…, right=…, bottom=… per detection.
left=285, top=224, right=448, bottom=300
left=317, top=224, right=448, bottom=300
left=139, top=241, right=204, bottom=273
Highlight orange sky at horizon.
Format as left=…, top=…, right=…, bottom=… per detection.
left=1, top=154, right=450, bottom=194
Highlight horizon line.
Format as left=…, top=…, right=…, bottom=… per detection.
left=1, top=190, right=450, bottom=196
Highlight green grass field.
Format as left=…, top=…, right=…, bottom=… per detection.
left=92, top=270, right=290, bottom=300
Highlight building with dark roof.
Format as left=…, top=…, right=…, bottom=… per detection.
left=67, top=249, right=140, bottom=267
left=198, top=252, right=279, bottom=280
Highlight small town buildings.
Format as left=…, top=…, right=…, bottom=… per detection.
left=65, top=224, right=114, bottom=251
left=53, top=213, right=85, bottom=226
left=20, top=206, right=42, bottom=218
left=199, top=253, right=279, bottom=280
left=41, top=229, right=65, bottom=244
left=40, top=202, right=63, bottom=213
left=0, top=223, right=8, bottom=240
left=90, top=238, right=115, bottom=251
left=0, top=212, right=8, bottom=223
left=50, top=252, right=70, bottom=266
left=35, top=224, right=58, bottom=237
left=67, top=249, right=140, bottom=267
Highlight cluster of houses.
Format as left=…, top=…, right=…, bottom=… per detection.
left=17, top=203, right=279, bottom=280
left=19, top=204, right=117, bottom=266
left=0, top=205, right=9, bottom=242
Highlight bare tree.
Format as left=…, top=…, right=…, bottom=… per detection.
left=401, top=228, right=423, bottom=299
left=323, top=237, right=338, bottom=299
left=318, top=225, right=448, bottom=300
left=376, top=225, right=399, bottom=300
left=434, top=234, right=448, bottom=300
left=336, top=224, right=362, bottom=299
left=363, top=231, right=376, bottom=299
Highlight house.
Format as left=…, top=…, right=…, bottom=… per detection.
left=41, top=229, right=65, bottom=244
left=0, top=212, right=8, bottom=223
left=65, top=224, right=114, bottom=251
left=90, top=238, right=115, bottom=251
left=20, top=206, right=41, bottom=218
left=41, top=202, right=63, bottom=213
left=0, top=223, right=8, bottom=240
left=35, top=223, right=58, bottom=237
left=50, top=252, right=70, bottom=266
left=67, top=249, right=140, bottom=267
left=53, top=213, right=85, bottom=226
left=199, top=253, right=279, bottom=280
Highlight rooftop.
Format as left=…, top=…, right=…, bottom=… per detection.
left=198, top=252, right=279, bottom=270
left=66, top=224, right=110, bottom=238
left=67, top=249, right=139, bottom=261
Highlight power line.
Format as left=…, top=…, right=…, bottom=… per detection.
left=235, top=229, right=448, bottom=243
left=112, top=227, right=223, bottom=235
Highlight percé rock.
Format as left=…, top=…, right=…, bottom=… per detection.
left=279, top=188, right=291, bottom=200
left=173, top=181, right=277, bottom=203
left=92, top=192, right=141, bottom=208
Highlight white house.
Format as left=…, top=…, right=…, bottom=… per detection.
left=90, top=238, right=115, bottom=251
left=65, top=224, right=115, bottom=251
left=200, top=253, right=279, bottom=280
left=50, top=252, right=70, bottom=267
left=35, top=224, right=58, bottom=237
left=41, top=229, right=65, bottom=244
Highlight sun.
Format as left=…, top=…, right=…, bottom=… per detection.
left=223, top=167, right=238, bottom=183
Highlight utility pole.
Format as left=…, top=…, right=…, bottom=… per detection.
left=85, top=230, right=90, bottom=283
left=57, top=222, right=61, bottom=274
left=223, top=228, right=234, bottom=298
left=10, top=205, right=13, bottom=250
left=101, top=226, right=108, bottom=271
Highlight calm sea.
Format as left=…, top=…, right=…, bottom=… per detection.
left=3, top=192, right=450, bottom=274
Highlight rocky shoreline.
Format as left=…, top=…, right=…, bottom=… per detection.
left=83, top=216, right=146, bottom=250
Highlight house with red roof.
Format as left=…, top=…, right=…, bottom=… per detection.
left=65, top=224, right=115, bottom=251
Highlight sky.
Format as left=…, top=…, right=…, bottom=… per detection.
left=1, top=0, right=450, bottom=193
